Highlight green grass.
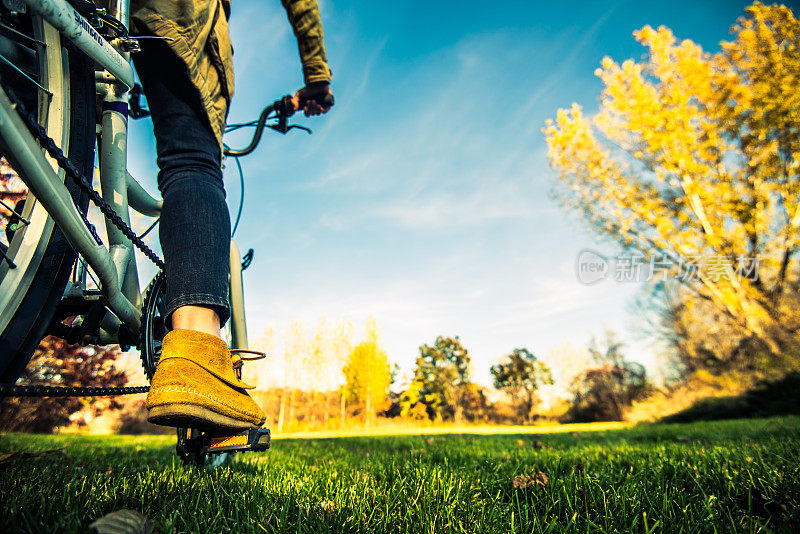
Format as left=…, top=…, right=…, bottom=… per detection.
left=1, top=417, right=799, bottom=533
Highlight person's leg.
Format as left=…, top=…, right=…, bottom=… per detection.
left=133, top=40, right=230, bottom=336
left=172, top=306, right=221, bottom=337
left=134, top=41, right=265, bottom=431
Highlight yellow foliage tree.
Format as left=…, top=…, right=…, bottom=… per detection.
left=306, top=316, right=353, bottom=426
left=543, top=2, right=800, bottom=358
left=278, top=318, right=306, bottom=431
left=343, top=317, right=391, bottom=426
left=331, top=319, right=354, bottom=427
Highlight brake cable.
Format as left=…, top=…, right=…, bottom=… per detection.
left=224, top=93, right=334, bottom=240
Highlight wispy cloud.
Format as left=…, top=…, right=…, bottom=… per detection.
left=297, top=31, right=560, bottom=235
left=309, top=36, right=389, bottom=151
left=229, top=3, right=291, bottom=75
left=521, top=0, right=623, bottom=117
left=375, top=183, right=537, bottom=230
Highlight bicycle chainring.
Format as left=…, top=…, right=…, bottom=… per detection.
left=139, top=271, right=166, bottom=381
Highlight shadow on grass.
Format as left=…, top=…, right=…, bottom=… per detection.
left=660, top=372, right=800, bottom=424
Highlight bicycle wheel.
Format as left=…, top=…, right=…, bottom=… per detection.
left=0, top=9, right=95, bottom=383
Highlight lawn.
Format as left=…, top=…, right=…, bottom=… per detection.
left=1, top=417, right=799, bottom=533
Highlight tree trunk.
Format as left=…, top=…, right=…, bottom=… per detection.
left=365, top=386, right=372, bottom=427
left=339, top=389, right=346, bottom=429
left=454, top=387, right=464, bottom=423
left=287, top=388, right=295, bottom=430
left=277, top=387, right=286, bottom=432
left=525, top=389, right=534, bottom=424
left=309, top=390, right=316, bottom=426
left=323, top=391, right=330, bottom=428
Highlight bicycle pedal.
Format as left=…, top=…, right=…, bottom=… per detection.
left=176, top=426, right=271, bottom=461
left=208, top=426, right=271, bottom=454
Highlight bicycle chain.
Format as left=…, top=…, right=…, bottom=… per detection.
left=0, top=384, right=149, bottom=397
left=5, top=86, right=165, bottom=270
left=1, top=86, right=158, bottom=397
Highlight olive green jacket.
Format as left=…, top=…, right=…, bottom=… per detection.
left=130, top=0, right=331, bottom=149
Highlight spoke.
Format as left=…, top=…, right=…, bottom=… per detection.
left=0, top=20, right=46, bottom=47
left=0, top=245, right=16, bottom=268
left=0, top=51, right=51, bottom=95
left=0, top=198, right=29, bottom=225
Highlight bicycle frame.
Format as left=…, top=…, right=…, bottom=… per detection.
left=0, top=0, right=250, bottom=349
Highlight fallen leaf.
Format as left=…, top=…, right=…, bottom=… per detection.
left=513, top=471, right=549, bottom=490
left=89, top=510, right=153, bottom=534
left=573, top=463, right=584, bottom=473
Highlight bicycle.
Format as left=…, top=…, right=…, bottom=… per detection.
left=0, top=0, right=330, bottom=465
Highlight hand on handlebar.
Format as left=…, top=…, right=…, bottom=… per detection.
left=292, top=82, right=334, bottom=117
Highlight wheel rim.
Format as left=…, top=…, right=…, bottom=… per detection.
left=0, top=14, right=70, bottom=334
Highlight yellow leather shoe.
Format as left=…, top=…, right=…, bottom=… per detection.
left=145, top=329, right=266, bottom=432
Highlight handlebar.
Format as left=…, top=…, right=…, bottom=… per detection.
left=223, top=93, right=334, bottom=157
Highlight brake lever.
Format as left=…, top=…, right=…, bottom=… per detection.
left=267, top=96, right=312, bottom=135
left=268, top=123, right=312, bottom=135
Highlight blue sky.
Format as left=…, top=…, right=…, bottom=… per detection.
left=126, top=0, right=756, bottom=388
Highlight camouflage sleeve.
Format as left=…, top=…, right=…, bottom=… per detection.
left=281, top=0, right=332, bottom=84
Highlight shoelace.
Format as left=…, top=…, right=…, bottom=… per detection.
left=230, top=349, right=266, bottom=380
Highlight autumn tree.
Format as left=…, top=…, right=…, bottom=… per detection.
left=278, top=319, right=306, bottom=431
left=491, top=348, right=553, bottom=423
left=307, top=316, right=352, bottom=427
left=0, top=337, right=127, bottom=432
left=633, top=279, right=775, bottom=377
left=332, top=319, right=353, bottom=427
left=305, top=316, right=329, bottom=424
left=567, top=333, right=650, bottom=422
left=403, top=336, right=473, bottom=422
left=543, top=3, right=800, bottom=368
left=343, top=317, right=390, bottom=426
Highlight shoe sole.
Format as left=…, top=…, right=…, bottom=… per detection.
left=148, top=403, right=254, bottom=432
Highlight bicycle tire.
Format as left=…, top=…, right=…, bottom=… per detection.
left=0, top=14, right=95, bottom=383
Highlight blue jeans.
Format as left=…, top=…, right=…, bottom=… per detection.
left=133, top=41, right=231, bottom=325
